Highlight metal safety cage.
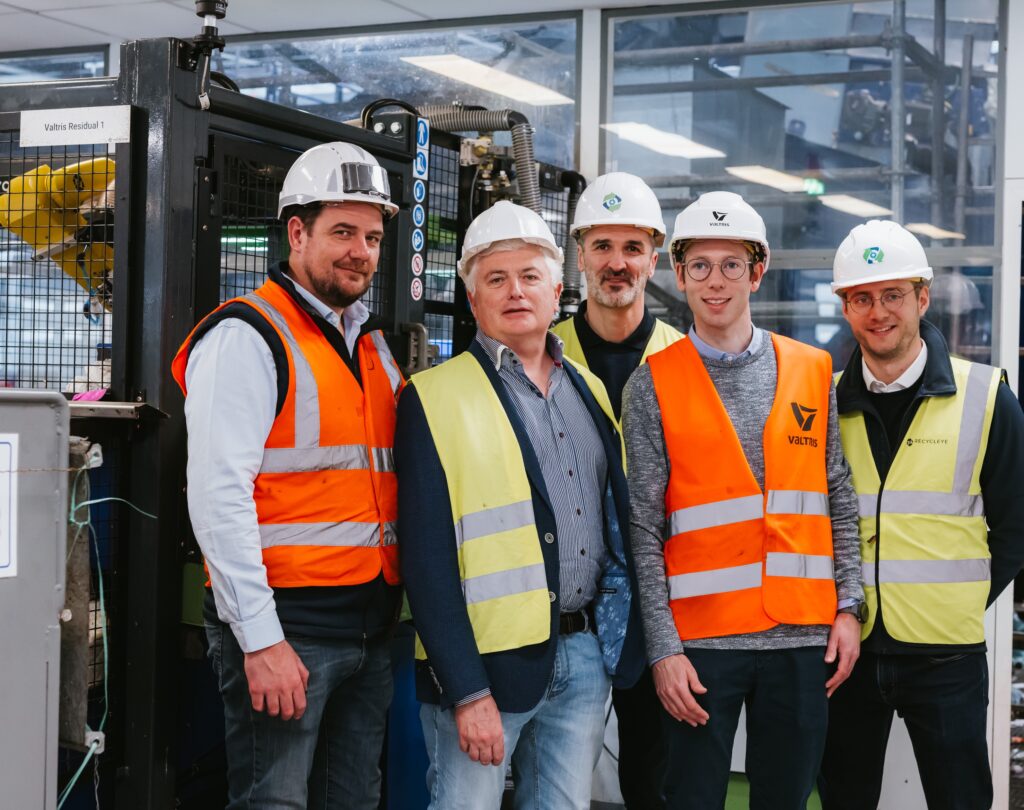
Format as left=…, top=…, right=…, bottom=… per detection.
left=415, top=126, right=582, bottom=359
left=1, top=35, right=421, bottom=810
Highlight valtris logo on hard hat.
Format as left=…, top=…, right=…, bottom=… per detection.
left=862, top=246, right=884, bottom=264
left=602, top=193, right=623, bottom=212
left=708, top=211, right=730, bottom=227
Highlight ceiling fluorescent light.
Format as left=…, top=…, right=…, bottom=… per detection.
left=819, top=194, right=892, bottom=218
left=401, top=55, right=573, bottom=106
left=602, top=122, right=725, bottom=159
left=905, top=223, right=966, bottom=240
left=725, top=165, right=806, bottom=192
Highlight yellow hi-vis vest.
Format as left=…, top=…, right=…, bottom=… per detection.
left=409, top=351, right=553, bottom=658
left=552, top=315, right=684, bottom=442
left=839, top=356, right=1001, bottom=645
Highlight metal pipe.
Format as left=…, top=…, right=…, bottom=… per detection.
left=416, top=105, right=542, bottom=214
left=614, top=33, right=887, bottom=64
left=930, top=0, right=947, bottom=241
left=954, top=34, right=974, bottom=235
left=891, top=0, right=907, bottom=223
left=614, top=66, right=931, bottom=97
left=557, top=171, right=586, bottom=316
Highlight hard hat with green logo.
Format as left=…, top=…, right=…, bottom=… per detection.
left=831, top=219, right=933, bottom=293
left=570, top=172, right=666, bottom=247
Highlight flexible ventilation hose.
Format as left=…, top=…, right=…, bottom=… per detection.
left=559, top=171, right=586, bottom=315
left=417, top=106, right=542, bottom=214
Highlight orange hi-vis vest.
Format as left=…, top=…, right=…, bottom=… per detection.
left=647, top=334, right=837, bottom=641
left=171, top=277, right=403, bottom=588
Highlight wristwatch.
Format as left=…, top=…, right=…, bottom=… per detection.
left=837, top=601, right=868, bottom=623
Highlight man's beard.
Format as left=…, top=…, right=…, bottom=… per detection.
left=308, top=262, right=372, bottom=309
left=588, top=272, right=643, bottom=308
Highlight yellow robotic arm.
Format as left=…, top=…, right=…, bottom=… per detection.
left=0, top=158, right=115, bottom=310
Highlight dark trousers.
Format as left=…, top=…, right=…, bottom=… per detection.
left=613, top=667, right=667, bottom=808
left=206, top=621, right=393, bottom=810
left=662, top=647, right=828, bottom=810
left=819, top=650, right=991, bottom=810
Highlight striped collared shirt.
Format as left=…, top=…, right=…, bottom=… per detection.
left=475, top=330, right=608, bottom=613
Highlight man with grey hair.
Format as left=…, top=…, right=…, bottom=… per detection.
left=396, top=200, right=644, bottom=809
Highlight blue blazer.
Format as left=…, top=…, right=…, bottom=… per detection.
left=395, top=340, right=645, bottom=713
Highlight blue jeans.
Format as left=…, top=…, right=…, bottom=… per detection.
left=420, top=630, right=610, bottom=810
left=662, top=647, right=829, bottom=810
left=205, top=622, right=393, bottom=810
left=819, top=650, right=991, bottom=810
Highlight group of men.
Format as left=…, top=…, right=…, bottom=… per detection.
left=173, top=140, right=1024, bottom=810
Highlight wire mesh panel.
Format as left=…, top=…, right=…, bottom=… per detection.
left=215, top=141, right=398, bottom=321
left=218, top=153, right=281, bottom=301
left=0, top=132, right=115, bottom=392
left=540, top=186, right=571, bottom=253
left=424, top=138, right=460, bottom=363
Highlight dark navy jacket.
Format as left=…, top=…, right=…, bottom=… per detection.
left=395, top=340, right=645, bottom=713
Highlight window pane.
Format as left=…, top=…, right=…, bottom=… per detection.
left=606, top=1, right=1000, bottom=364
left=215, top=19, right=577, bottom=167
left=0, top=50, right=107, bottom=84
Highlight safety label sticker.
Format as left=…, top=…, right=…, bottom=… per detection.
left=414, top=117, right=430, bottom=180
left=20, top=105, right=131, bottom=147
left=410, top=277, right=423, bottom=301
left=413, top=179, right=426, bottom=204
left=412, top=228, right=424, bottom=252
left=411, top=254, right=424, bottom=276
left=414, top=152, right=428, bottom=180
left=413, top=204, right=426, bottom=228
left=0, top=433, right=19, bottom=579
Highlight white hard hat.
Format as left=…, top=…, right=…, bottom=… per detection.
left=831, top=220, right=933, bottom=293
left=458, top=200, right=564, bottom=273
left=669, top=191, right=770, bottom=272
left=278, top=141, right=399, bottom=219
left=570, top=172, right=666, bottom=247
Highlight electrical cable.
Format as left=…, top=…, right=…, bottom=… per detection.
left=57, top=463, right=156, bottom=808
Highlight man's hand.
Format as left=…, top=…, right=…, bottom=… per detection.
left=652, top=653, right=709, bottom=727
left=243, top=640, right=310, bottom=720
left=825, top=612, right=861, bottom=698
left=454, top=695, right=504, bottom=766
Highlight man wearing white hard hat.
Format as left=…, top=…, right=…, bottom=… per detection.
left=172, top=141, right=404, bottom=809
left=622, top=191, right=863, bottom=808
left=818, top=220, right=1024, bottom=810
left=396, top=200, right=644, bottom=808
left=552, top=172, right=682, bottom=808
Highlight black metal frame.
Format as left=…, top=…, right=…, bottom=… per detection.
left=1, top=36, right=420, bottom=810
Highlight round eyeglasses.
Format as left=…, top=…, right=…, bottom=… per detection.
left=845, top=288, right=915, bottom=315
left=681, top=257, right=751, bottom=281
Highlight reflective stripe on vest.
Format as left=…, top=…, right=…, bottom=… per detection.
left=649, top=334, right=837, bottom=641
left=667, top=554, right=834, bottom=600
left=668, top=489, right=829, bottom=535
left=839, top=356, right=999, bottom=645
left=410, top=351, right=552, bottom=658
left=171, top=277, right=402, bottom=588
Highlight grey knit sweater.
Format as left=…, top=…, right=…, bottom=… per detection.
left=621, top=332, right=863, bottom=665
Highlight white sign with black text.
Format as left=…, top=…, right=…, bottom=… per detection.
left=20, top=105, right=131, bottom=147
